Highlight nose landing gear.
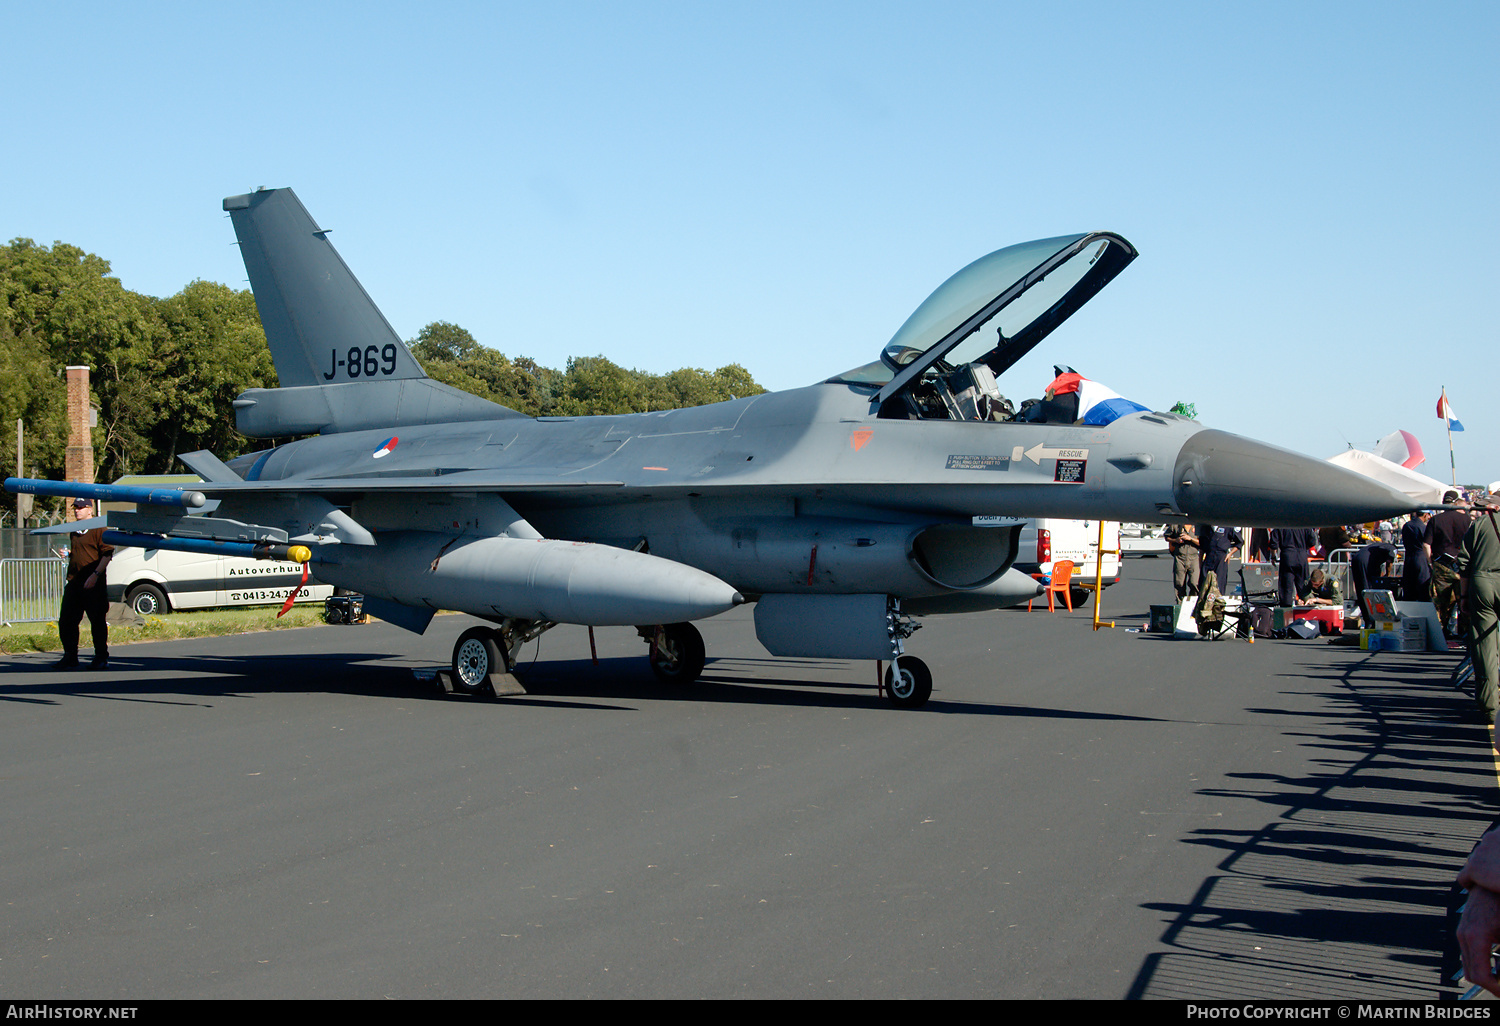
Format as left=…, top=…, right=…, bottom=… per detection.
left=642, top=622, right=707, bottom=684
left=883, top=656, right=932, bottom=708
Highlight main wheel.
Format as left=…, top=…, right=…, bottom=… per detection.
left=884, top=656, right=932, bottom=709
left=452, top=627, right=507, bottom=696
left=127, top=583, right=168, bottom=617
left=649, top=623, right=706, bottom=684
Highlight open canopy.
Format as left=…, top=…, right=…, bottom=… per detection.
left=855, top=232, right=1135, bottom=402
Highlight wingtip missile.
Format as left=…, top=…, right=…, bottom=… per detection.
left=4, top=477, right=206, bottom=510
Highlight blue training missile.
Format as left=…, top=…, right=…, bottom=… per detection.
left=4, top=477, right=206, bottom=509
left=101, top=531, right=311, bottom=564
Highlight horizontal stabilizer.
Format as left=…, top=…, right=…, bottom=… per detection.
left=233, top=379, right=521, bottom=437
left=177, top=450, right=242, bottom=483
left=31, top=516, right=107, bottom=535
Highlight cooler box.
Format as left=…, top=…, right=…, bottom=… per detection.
left=1293, top=607, right=1342, bottom=633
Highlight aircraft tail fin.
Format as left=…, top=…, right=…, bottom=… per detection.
left=224, top=188, right=520, bottom=435
left=225, top=188, right=424, bottom=388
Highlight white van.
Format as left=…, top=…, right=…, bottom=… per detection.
left=104, top=545, right=333, bottom=616
left=1014, top=518, right=1122, bottom=603
left=1119, top=523, right=1170, bottom=557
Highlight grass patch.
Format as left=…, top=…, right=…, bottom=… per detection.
left=0, top=605, right=329, bottom=655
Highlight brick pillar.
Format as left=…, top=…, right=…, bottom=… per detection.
left=65, top=365, right=93, bottom=522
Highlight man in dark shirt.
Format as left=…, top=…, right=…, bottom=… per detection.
left=1248, top=528, right=1272, bottom=564
left=1319, top=525, right=1351, bottom=557
left=1198, top=524, right=1243, bottom=596
left=56, top=497, right=114, bottom=670
left=1401, top=511, right=1432, bottom=601
left=1427, top=491, right=1471, bottom=636
left=1269, top=527, right=1318, bottom=608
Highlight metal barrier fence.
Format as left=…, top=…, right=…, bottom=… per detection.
left=0, top=558, right=66, bottom=624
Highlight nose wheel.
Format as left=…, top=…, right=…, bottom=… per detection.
left=884, top=656, right=932, bottom=708
left=646, top=622, right=706, bottom=684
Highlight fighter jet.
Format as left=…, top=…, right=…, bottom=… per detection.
left=6, top=188, right=1419, bottom=707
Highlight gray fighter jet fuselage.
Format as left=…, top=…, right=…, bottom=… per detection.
left=6, top=188, right=1419, bottom=707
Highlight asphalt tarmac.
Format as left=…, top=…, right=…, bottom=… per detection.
left=1, top=557, right=1493, bottom=999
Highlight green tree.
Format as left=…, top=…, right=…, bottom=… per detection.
left=0, top=240, right=281, bottom=482
left=411, top=321, right=482, bottom=364
left=405, top=320, right=766, bottom=418
left=0, top=238, right=156, bottom=481
left=144, top=280, right=276, bottom=472
left=553, top=355, right=641, bottom=416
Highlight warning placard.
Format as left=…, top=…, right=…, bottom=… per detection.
left=946, top=454, right=1010, bottom=471
left=1054, top=459, right=1086, bottom=483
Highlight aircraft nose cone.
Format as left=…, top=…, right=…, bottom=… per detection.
left=1174, top=429, right=1416, bottom=526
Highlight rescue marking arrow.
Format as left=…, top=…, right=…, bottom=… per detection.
left=1022, top=443, right=1090, bottom=465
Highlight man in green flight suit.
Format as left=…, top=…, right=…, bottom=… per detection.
left=1458, top=499, right=1500, bottom=726
left=1300, top=568, right=1343, bottom=608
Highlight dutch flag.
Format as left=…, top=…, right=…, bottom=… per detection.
left=1437, top=393, right=1464, bottom=432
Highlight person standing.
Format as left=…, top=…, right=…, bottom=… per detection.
left=55, top=497, right=113, bottom=670
left=1198, top=524, right=1242, bottom=596
left=1164, top=523, right=1200, bottom=601
left=1427, top=491, right=1472, bottom=637
left=1401, top=511, right=1432, bottom=601
left=1248, top=528, right=1272, bottom=564
left=1458, top=500, right=1500, bottom=725
left=1269, top=527, right=1318, bottom=608
left=1318, top=524, right=1351, bottom=558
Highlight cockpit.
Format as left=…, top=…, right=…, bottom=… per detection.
left=828, top=233, right=1139, bottom=423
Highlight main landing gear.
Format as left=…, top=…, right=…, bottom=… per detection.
left=447, top=619, right=553, bottom=697
left=451, top=626, right=510, bottom=696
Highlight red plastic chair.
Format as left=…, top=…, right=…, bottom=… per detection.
left=1028, top=560, right=1075, bottom=612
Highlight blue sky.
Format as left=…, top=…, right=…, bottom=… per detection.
left=4, top=1, right=1496, bottom=485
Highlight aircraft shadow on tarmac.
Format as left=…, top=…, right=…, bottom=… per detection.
left=0, top=649, right=454, bottom=708
left=1, top=649, right=1169, bottom=721
left=1124, top=649, right=1492, bottom=999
